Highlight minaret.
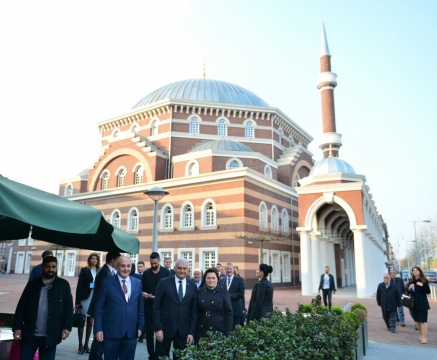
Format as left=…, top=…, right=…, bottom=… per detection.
left=316, top=23, right=342, bottom=158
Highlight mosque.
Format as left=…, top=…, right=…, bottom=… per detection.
left=11, top=26, right=390, bottom=296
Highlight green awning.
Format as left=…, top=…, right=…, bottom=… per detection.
left=0, top=175, right=139, bottom=253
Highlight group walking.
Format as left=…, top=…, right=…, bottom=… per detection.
left=12, top=249, right=275, bottom=360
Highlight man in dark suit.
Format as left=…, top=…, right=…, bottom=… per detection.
left=94, top=256, right=144, bottom=360
left=377, top=273, right=401, bottom=333
left=140, top=252, right=170, bottom=358
left=390, top=269, right=406, bottom=326
left=163, top=257, right=175, bottom=276
left=28, top=250, right=53, bottom=281
left=153, top=258, right=197, bottom=360
left=88, top=251, right=121, bottom=360
left=318, top=266, right=336, bottom=310
left=219, top=262, right=244, bottom=328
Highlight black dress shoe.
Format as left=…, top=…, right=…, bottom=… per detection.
left=138, top=338, right=143, bottom=343
left=78, top=347, right=85, bottom=354
left=84, top=345, right=90, bottom=353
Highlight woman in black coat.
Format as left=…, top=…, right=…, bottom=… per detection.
left=407, top=266, right=430, bottom=344
left=195, top=268, right=233, bottom=344
left=247, top=264, right=273, bottom=323
left=75, top=252, right=100, bottom=353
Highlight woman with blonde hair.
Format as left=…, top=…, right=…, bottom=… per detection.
left=75, top=252, right=100, bottom=353
left=407, top=266, right=431, bottom=344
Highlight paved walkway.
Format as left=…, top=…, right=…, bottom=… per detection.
left=1, top=274, right=436, bottom=358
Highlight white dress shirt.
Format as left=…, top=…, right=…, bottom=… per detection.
left=117, top=275, right=131, bottom=301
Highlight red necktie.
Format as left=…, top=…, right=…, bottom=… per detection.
left=122, top=280, right=128, bottom=295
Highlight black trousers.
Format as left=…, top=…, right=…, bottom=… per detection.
left=144, top=312, right=155, bottom=359
left=88, top=338, right=104, bottom=360
left=155, top=330, right=187, bottom=360
left=20, top=336, right=57, bottom=360
left=322, top=289, right=333, bottom=309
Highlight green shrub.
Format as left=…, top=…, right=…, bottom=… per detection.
left=353, top=308, right=367, bottom=323
left=343, top=311, right=360, bottom=331
left=298, top=303, right=313, bottom=314
left=351, top=303, right=367, bottom=313
left=331, top=306, right=344, bottom=315
left=170, top=300, right=358, bottom=360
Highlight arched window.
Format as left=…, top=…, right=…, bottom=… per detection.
left=189, top=118, right=199, bottom=134
left=259, top=202, right=267, bottom=229
left=117, top=169, right=126, bottom=187
left=134, top=165, right=144, bottom=184
left=294, top=173, right=300, bottom=188
left=101, top=171, right=110, bottom=190
left=182, top=203, right=193, bottom=227
left=111, top=210, right=121, bottom=228
left=264, top=165, right=272, bottom=178
left=227, top=158, right=242, bottom=170
left=113, top=130, right=119, bottom=138
left=218, top=120, right=227, bottom=136
left=245, top=121, right=254, bottom=138
left=278, top=127, right=284, bottom=140
left=162, top=205, right=173, bottom=229
left=131, top=125, right=138, bottom=134
left=281, top=209, right=289, bottom=233
left=271, top=206, right=279, bottom=231
left=65, top=184, right=73, bottom=196
left=289, top=135, right=294, bottom=146
left=151, top=120, right=158, bottom=136
left=205, top=202, right=215, bottom=226
left=186, top=161, right=199, bottom=176
left=128, top=209, right=139, bottom=231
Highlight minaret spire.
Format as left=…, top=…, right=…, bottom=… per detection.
left=316, top=23, right=342, bottom=158
left=202, top=58, right=206, bottom=79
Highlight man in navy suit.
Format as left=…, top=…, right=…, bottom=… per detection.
left=88, top=251, right=120, bottom=360
left=219, top=262, right=245, bottom=328
left=153, top=258, right=197, bottom=360
left=94, top=256, right=144, bottom=360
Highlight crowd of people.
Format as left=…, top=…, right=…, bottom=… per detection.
left=376, top=266, right=431, bottom=344
left=11, top=250, right=275, bottom=360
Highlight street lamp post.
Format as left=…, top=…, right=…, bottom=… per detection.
left=144, top=186, right=169, bottom=253
left=406, top=240, right=416, bottom=272
left=414, top=220, right=431, bottom=267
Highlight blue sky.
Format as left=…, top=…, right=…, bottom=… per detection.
left=0, top=1, right=436, bottom=258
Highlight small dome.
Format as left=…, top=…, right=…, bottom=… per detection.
left=132, top=79, right=269, bottom=109
left=191, top=140, right=254, bottom=153
left=310, top=157, right=355, bottom=175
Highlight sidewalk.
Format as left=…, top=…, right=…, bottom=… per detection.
left=1, top=274, right=436, bottom=358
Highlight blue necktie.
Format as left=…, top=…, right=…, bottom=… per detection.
left=178, top=280, right=183, bottom=303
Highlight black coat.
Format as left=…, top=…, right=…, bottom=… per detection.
left=390, top=276, right=405, bottom=297
left=318, top=273, right=336, bottom=292
left=88, top=264, right=113, bottom=318
left=408, top=278, right=430, bottom=311
left=153, top=276, right=198, bottom=338
left=195, top=286, right=233, bottom=344
left=75, top=267, right=96, bottom=304
left=13, top=276, right=73, bottom=348
left=247, top=277, right=273, bottom=322
left=376, top=282, right=401, bottom=311
left=141, top=266, right=170, bottom=314
left=219, top=276, right=245, bottom=317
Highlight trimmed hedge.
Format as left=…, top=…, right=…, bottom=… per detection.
left=167, top=297, right=358, bottom=360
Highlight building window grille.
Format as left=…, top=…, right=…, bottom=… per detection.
left=189, top=118, right=199, bottom=134
left=218, top=120, right=227, bottom=136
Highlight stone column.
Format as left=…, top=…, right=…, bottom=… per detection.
left=311, top=234, right=321, bottom=294
left=298, top=229, right=312, bottom=296
left=353, top=229, right=369, bottom=298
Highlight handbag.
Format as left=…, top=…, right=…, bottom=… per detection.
left=72, top=307, right=86, bottom=328
left=401, top=294, right=414, bottom=309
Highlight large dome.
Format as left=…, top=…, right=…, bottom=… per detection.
left=132, top=79, right=269, bottom=109
left=310, top=157, right=355, bottom=176
left=191, top=140, right=254, bottom=152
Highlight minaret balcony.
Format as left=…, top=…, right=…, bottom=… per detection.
left=316, top=72, right=337, bottom=89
